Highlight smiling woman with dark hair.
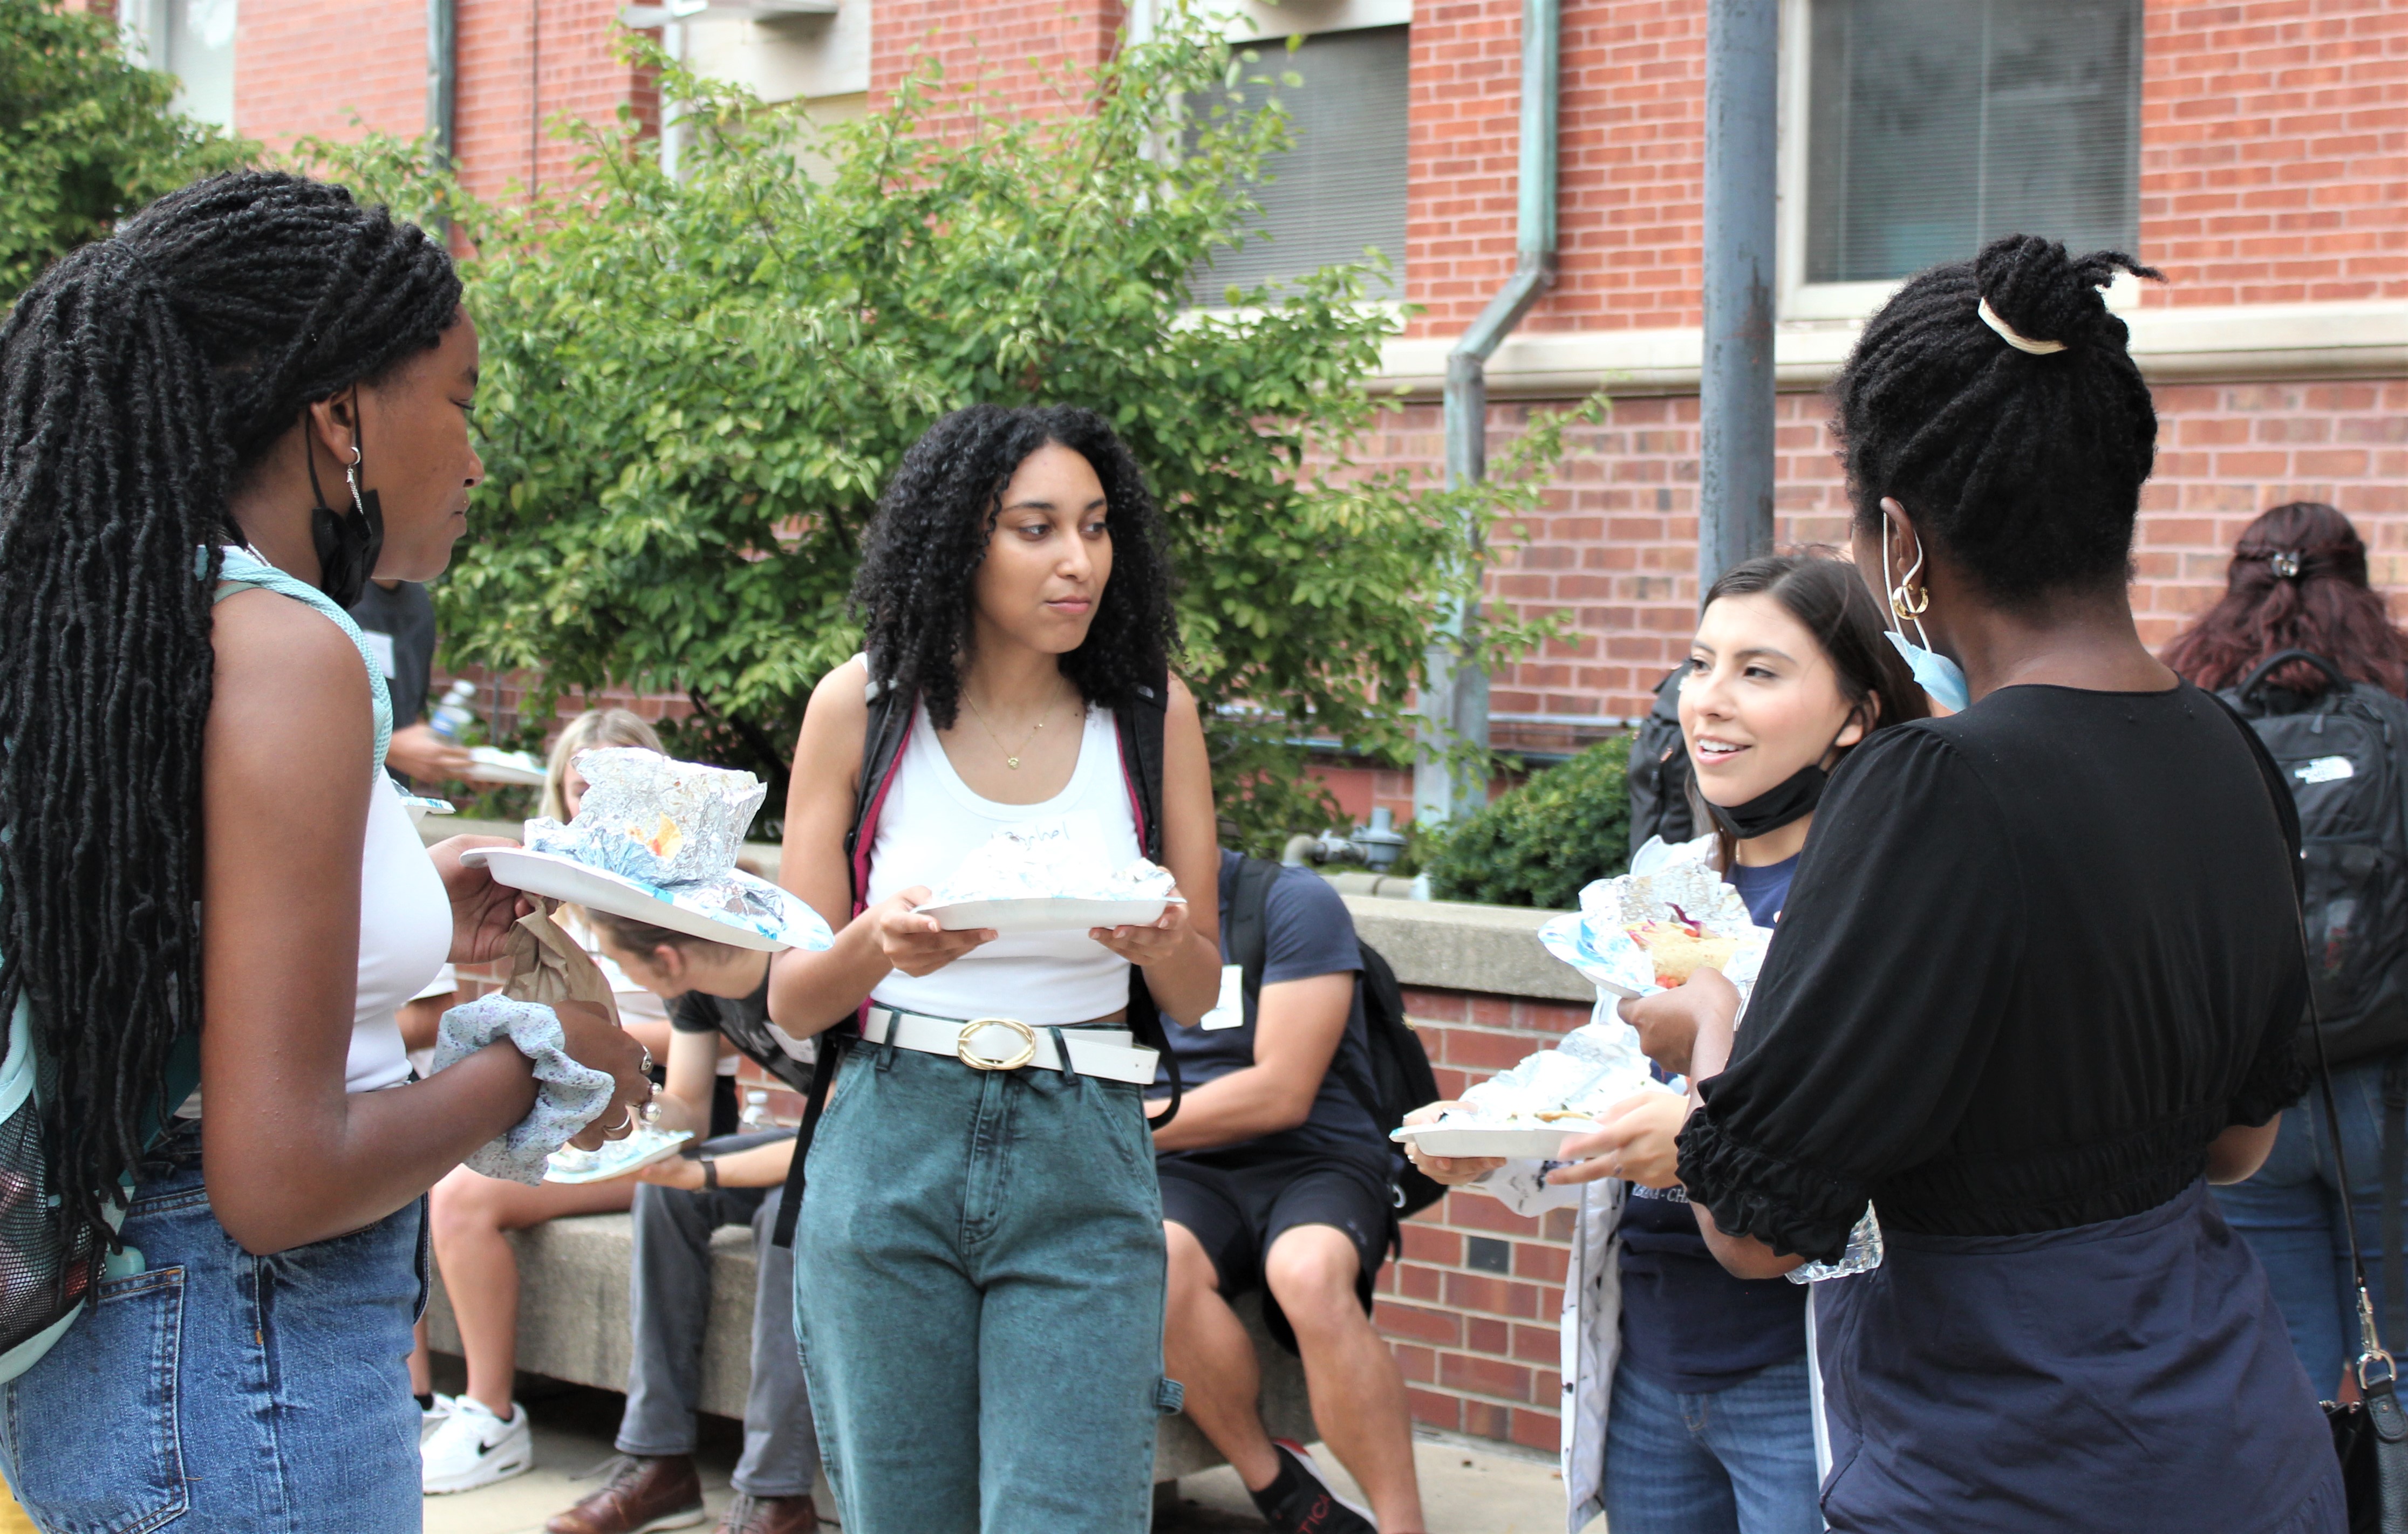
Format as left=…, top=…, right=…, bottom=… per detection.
left=762, top=403, right=1222, bottom=1533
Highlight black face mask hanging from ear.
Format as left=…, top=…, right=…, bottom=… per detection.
left=306, top=416, right=385, bottom=609
left=1703, top=717, right=1860, bottom=842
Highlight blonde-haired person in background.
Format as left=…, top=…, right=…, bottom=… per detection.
left=411, top=707, right=710, bottom=1495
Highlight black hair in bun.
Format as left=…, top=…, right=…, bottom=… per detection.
left=1830, top=234, right=2166, bottom=606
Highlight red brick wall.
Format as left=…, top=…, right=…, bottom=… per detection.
left=1409, top=0, right=1709, bottom=337
left=1376, top=985, right=1593, bottom=1451
left=2139, top=0, right=2408, bottom=308
left=229, top=0, right=655, bottom=203
left=869, top=0, right=1125, bottom=121
left=1393, top=378, right=2408, bottom=724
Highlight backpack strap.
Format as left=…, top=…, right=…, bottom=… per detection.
left=775, top=660, right=908, bottom=1249
left=209, top=546, right=394, bottom=773
left=2235, top=648, right=2354, bottom=704
left=1114, top=673, right=1169, bottom=862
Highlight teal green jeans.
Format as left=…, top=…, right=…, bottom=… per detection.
left=793, top=1035, right=1172, bottom=1533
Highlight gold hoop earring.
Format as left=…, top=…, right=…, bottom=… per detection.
left=1889, top=583, right=1929, bottom=622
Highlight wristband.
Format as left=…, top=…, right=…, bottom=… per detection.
left=701, top=1155, right=719, bottom=1190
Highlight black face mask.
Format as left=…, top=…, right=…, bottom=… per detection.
left=1704, top=761, right=1828, bottom=841
left=306, top=424, right=385, bottom=610
left=1702, top=717, right=1859, bottom=842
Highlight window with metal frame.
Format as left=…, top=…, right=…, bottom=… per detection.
left=120, top=0, right=239, bottom=132
left=1186, top=24, right=1409, bottom=305
left=1804, top=0, right=2141, bottom=285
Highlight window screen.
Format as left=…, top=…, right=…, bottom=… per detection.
left=1187, top=25, right=1409, bottom=304
left=1805, top=0, right=2139, bottom=284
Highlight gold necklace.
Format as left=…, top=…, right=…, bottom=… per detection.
left=960, top=688, right=1061, bottom=770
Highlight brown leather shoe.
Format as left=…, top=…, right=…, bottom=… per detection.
left=544, top=1454, right=707, bottom=1534
left=714, top=1492, right=819, bottom=1534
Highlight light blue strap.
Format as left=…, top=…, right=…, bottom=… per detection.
left=207, top=547, right=393, bottom=772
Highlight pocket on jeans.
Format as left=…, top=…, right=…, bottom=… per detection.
left=5, top=1266, right=188, bottom=1534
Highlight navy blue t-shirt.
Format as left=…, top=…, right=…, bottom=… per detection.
left=1614, top=854, right=1807, bottom=1394
left=1154, top=852, right=1386, bottom=1170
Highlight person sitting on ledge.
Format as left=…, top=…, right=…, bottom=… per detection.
left=1154, top=850, right=1426, bottom=1534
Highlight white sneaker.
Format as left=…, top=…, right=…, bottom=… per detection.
left=420, top=1395, right=534, bottom=1495
left=420, top=1392, right=455, bottom=1443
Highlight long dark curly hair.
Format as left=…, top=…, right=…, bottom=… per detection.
left=0, top=171, right=461, bottom=1259
left=1831, top=234, right=2164, bottom=605
left=2163, top=502, right=2408, bottom=697
left=851, top=405, right=1177, bottom=725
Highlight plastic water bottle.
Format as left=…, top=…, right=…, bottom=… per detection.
left=739, top=1090, right=772, bottom=1132
left=428, top=680, right=478, bottom=741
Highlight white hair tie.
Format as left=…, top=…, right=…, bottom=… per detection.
left=1977, top=297, right=2068, bottom=355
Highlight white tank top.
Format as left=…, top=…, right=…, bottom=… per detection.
left=351, top=774, right=452, bottom=1092
left=864, top=699, right=1140, bottom=1025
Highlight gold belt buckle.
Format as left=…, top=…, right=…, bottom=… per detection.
left=956, top=1017, right=1038, bottom=1072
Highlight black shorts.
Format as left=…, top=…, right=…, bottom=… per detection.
left=1157, top=1151, right=1394, bottom=1354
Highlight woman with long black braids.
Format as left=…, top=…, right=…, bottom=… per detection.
left=1621, top=237, right=2344, bottom=1530
left=0, top=172, right=650, bottom=1530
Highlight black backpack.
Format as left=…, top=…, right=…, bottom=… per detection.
left=2221, top=649, right=2408, bottom=1066
left=1223, top=856, right=1445, bottom=1223
left=1624, top=665, right=1694, bottom=860
left=774, top=664, right=1184, bottom=1246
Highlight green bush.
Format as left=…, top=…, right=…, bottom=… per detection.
left=1423, top=736, right=1632, bottom=910
left=1, top=0, right=253, bottom=304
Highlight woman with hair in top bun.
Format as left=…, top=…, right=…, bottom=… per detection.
left=1621, top=236, right=2343, bottom=1531
left=2166, top=502, right=2408, bottom=1400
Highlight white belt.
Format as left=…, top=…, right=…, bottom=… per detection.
left=860, top=1006, right=1158, bottom=1086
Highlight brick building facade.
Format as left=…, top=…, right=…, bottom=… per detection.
left=130, top=0, right=2408, bottom=1460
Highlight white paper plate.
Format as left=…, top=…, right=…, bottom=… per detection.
left=402, top=795, right=455, bottom=827
left=545, top=1127, right=692, bottom=1184
left=461, top=845, right=822, bottom=952
left=1392, top=1121, right=1602, bottom=1160
left=465, top=747, right=548, bottom=786
left=916, top=896, right=1172, bottom=934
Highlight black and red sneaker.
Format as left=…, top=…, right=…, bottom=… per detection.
left=1249, top=1440, right=1376, bottom=1534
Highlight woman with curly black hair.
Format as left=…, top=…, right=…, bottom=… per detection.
left=1620, top=236, right=2344, bottom=1531
left=0, top=172, right=650, bottom=1531
left=760, top=404, right=1220, bottom=1533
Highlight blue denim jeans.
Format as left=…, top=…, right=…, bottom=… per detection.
left=793, top=1039, right=1169, bottom=1534
left=1601, top=1356, right=1823, bottom=1534
left=0, top=1124, right=425, bottom=1533
left=2214, top=1059, right=2408, bottom=1396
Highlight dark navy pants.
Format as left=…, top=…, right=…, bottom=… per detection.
left=1815, top=1181, right=2344, bottom=1533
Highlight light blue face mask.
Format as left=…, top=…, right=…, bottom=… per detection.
left=1883, top=519, right=1973, bottom=713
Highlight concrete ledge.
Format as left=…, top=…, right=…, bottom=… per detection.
left=1341, top=894, right=1589, bottom=1004
left=424, top=1212, right=1314, bottom=1482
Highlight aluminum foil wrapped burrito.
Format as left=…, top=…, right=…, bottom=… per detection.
left=1537, top=837, right=1772, bottom=999
left=924, top=817, right=1179, bottom=906
left=525, top=747, right=765, bottom=885
left=1454, top=1017, right=1672, bottom=1124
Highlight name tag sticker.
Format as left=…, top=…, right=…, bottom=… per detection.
left=1200, top=964, right=1245, bottom=1030
left=361, top=629, right=397, bottom=679
left=2296, top=756, right=2355, bottom=785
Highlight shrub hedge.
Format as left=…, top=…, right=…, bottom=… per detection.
left=1423, top=735, right=1632, bottom=910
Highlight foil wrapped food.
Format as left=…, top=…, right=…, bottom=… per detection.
left=526, top=747, right=765, bottom=886
left=1537, top=833, right=1772, bottom=999
left=1455, top=1017, right=1673, bottom=1124
left=924, top=817, right=1180, bottom=907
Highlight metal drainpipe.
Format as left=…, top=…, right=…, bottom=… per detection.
left=427, top=0, right=456, bottom=168
left=1412, top=0, right=1559, bottom=829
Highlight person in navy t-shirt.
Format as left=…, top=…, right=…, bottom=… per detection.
left=1408, top=554, right=1930, bottom=1534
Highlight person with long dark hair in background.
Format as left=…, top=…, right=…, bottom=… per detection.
left=1622, top=237, right=2343, bottom=1531
left=2165, top=502, right=2408, bottom=1398
left=765, top=405, right=1223, bottom=1533
left=0, top=172, right=650, bottom=1531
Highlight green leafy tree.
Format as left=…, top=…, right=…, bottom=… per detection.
left=1, top=0, right=253, bottom=303
left=1423, top=736, right=1633, bottom=909
left=311, top=5, right=1591, bottom=850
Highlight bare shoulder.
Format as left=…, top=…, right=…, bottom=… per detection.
left=787, top=656, right=874, bottom=814
left=1163, top=675, right=1202, bottom=727
left=209, top=590, right=373, bottom=723
left=806, top=655, right=872, bottom=728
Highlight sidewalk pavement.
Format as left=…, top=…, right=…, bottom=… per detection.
left=418, top=1381, right=1597, bottom=1533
